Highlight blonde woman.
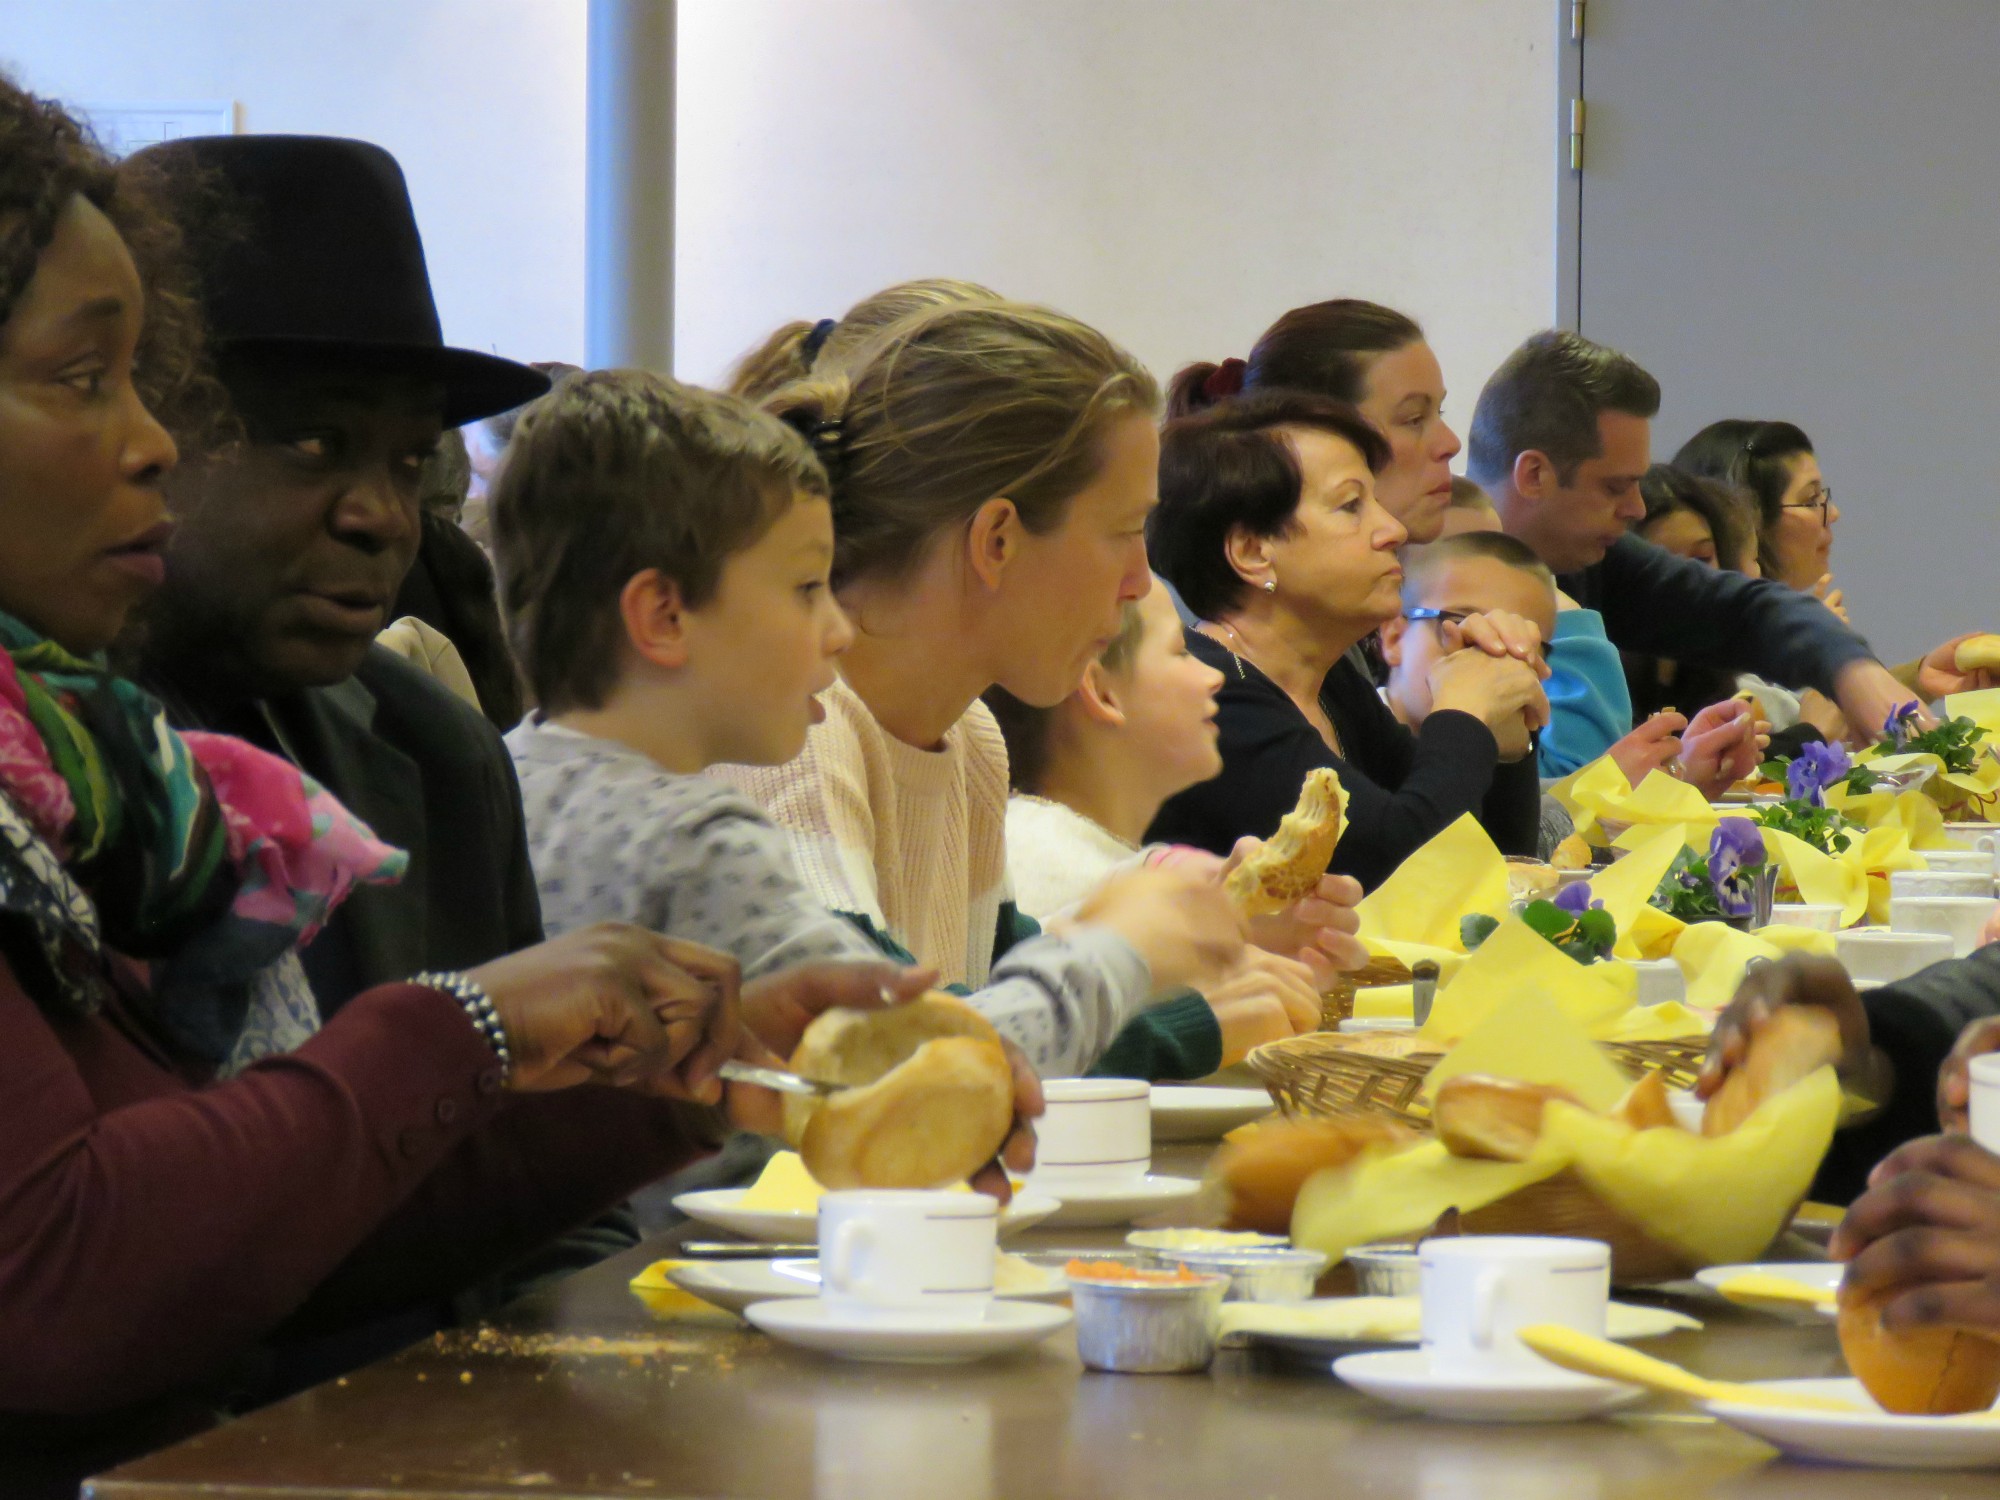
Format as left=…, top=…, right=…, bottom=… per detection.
left=719, top=301, right=1362, bottom=1079
left=725, top=278, right=998, bottom=403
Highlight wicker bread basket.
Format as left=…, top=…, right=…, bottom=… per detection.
left=1321, top=956, right=1414, bottom=1028
left=1246, top=1030, right=1717, bottom=1281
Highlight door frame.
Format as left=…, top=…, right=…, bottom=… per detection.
left=1554, top=0, right=1583, bottom=330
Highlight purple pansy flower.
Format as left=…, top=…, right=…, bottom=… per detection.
left=1552, top=881, right=1601, bottom=915
left=1883, top=700, right=1923, bottom=748
left=1709, top=817, right=1768, bottom=918
left=1785, top=739, right=1851, bottom=807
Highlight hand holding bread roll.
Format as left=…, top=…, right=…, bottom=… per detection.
left=1953, top=633, right=2000, bottom=674
left=1225, top=768, right=1346, bottom=918
left=1701, top=1006, right=1843, bottom=1137
left=784, top=995, right=1016, bottom=1191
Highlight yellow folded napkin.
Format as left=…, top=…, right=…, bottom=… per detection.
left=1863, top=747, right=2000, bottom=823
left=1352, top=985, right=1415, bottom=1021
left=1356, top=814, right=1510, bottom=952
left=1945, top=687, right=2000, bottom=732
left=1826, top=785, right=1952, bottom=849
left=1293, top=997, right=1842, bottom=1267
left=1557, top=758, right=1719, bottom=847
left=1670, top=921, right=1838, bottom=1010
left=1416, top=920, right=1634, bottom=1047
left=1585, top=826, right=1688, bottom=959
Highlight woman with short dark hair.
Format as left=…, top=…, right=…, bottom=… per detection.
left=1144, top=391, right=1547, bottom=889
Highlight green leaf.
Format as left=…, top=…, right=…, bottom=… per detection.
left=1576, top=908, right=1617, bottom=951
left=1521, top=901, right=1573, bottom=942
left=1460, top=913, right=1500, bottom=951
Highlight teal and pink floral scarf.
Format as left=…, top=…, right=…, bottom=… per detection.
left=0, top=612, right=405, bottom=1065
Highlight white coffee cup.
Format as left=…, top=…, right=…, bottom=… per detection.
left=818, top=1189, right=997, bottom=1325
left=1917, top=848, right=1997, bottom=881
left=1031, top=1078, right=1151, bottom=1183
left=1889, top=895, right=2000, bottom=958
left=1766, top=903, right=1844, bottom=932
left=1836, top=926, right=1955, bottom=983
left=1890, top=869, right=1996, bottom=899
left=1969, top=1055, right=2000, bottom=1156
left=1943, top=825, right=2000, bottom=878
left=1418, top=1236, right=1610, bottom=1381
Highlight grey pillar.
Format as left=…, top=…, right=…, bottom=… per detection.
left=585, top=0, right=675, bottom=372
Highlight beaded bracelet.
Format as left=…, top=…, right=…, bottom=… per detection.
left=413, top=970, right=512, bottom=1086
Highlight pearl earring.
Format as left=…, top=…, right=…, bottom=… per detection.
left=1262, top=579, right=1277, bottom=593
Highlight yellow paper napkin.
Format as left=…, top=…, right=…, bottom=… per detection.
left=1356, top=814, right=1510, bottom=952
left=1416, top=919, right=1635, bottom=1047
left=1586, top=826, right=1689, bottom=959
left=1352, top=985, right=1415, bottom=1021
left=1559, top=758, right=1719, bottom=846
left=1670, top=921, right=1838, bottom=1010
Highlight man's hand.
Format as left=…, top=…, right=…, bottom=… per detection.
left=1697, top=953, right=1887, bottom=1106
left=1448, top=610, right=1551, bottom=678
left=1917, top=634, right=1998, bottom=703
left=1609, top=712, right=1686, bottom=787
left=739, top=960, right=938, bottom=1059
left=1675, top=699, right=1768, bottom=798
left=1938, top=1015, right=2000, bottom=1135
left=1830, top=1134, right=2000, bottom=1343
left=1834, top=659, right=1934, bottom=747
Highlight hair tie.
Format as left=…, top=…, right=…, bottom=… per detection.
left=800, top=317, right=838, bottom=365
left=1203, top=357, right=1248, bottom=401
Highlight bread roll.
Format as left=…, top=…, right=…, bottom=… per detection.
left=1433, top=1075, right=1581, bottom=1162
left=1226, top=768, right=1345, bottom=917
left=1953, top=634, right=2000, bottom=674
left=1551, top=834, right=1593, bottom=872
left=1212, top=1116, right=1416, bottom=1233
left=1506, top=858, right=1561, bottom=904
left=784, top=995, right=1015, bottom=1191
left=1613, top=1070, right=1679, bottom=1132
left=1700, top=1007, right=1843, bottom=1138
left=1837, top=1281, right=2000, bottom=1416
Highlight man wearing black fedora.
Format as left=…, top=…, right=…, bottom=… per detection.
left=119, top=136, right=642, bottom=1316
left=123, top=133, right=549, bottom=1014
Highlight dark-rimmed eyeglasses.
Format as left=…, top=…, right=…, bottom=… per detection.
left=1404, top=607, right=1476, bottom=629
left=1781, top=488, right=1833, bottom=524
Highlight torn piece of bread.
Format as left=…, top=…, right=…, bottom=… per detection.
left=784, top=995, right=1015, bottom=1190
left=1551, top=834, right=1594, bottom=871
left=1612, top=1070, right=1679, bottom=1132
left=1954, top=633, right=2000, bottom=674
left=1226, top=768, right=1346, bottom=917
left=1700, top=1007, right=1843, bottom=1138
left=1506, top=858, right=1561, bottom=904
left=1433, top=1075, right=1582, bottom=1162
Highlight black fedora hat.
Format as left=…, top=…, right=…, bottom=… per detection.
left=131, top=134, right=549, bottom=427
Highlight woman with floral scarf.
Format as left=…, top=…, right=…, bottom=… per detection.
left=0, top=77, right=917, bottom=1491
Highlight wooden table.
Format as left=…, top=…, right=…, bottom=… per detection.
left=92, top=1145, right=1998, bottom=1499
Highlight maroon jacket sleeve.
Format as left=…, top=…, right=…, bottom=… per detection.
left=0, top=963, right=714, bottom=1415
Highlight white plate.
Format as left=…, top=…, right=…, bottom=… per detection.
left=1332, top=1348, right=1643, bottom=1424
left=1028, top=1173, right=1203, bottom=1229
left=746, top=1297, right=1072, bottom=1364
left=1694, top=1262, right=1839, bottom=1320
left=1149, top=1086, right=1275, bottom=1141
left=1222, top=1298, right=1698, bottom=1359
left=1705, top=1378, right=2000, bottom=1468
left=664, top=1257, right=1067, bottom=1315
left=672, top=1189, right=1060, bottom=1244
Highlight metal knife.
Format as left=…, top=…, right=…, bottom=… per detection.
left=716, top=1060, right=847, bottom=1097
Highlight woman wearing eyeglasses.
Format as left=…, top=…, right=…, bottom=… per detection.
left=1675, top=420, right=1992, bottom=710
left=1144, top=391, right=1548, bottom=891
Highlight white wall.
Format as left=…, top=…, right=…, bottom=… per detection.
left=7, top=0, right=1560, bottom=409
left=2, top=0, right=589, bottom=365
left=676, top=0, right=1560, bottom=412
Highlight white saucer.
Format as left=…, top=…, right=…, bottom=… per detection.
left=1694, top=1262, right=1839, bottom=1320
left=1150, top=1086, right=1275, bottom=1141
left=1332, top=1348, right=1643, bottom=1423
left=672, top=1188, right=1060, bottom=1244
left=746, top=1297, right=1072, bottom=1364
left=664, top=1257, right=1067, bottom=1316
left=1704, top=1378, right=2000, bottom=1468
left=1029, top=1173, right=1203, bottom=1228
left=1222, top=1298, right=1698, bottom=1360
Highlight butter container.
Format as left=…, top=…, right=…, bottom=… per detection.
left=1067, top=1270, right=1228, bottom=1373
left=1345, top=1243, right=1421, bottom=1296
left=1147, top=1245, right=1328, bottom=1303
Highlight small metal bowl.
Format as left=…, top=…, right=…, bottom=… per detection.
left=1345, top=1243, right=1421, bottom=1296
left=1125, top=1228, right=1286, bottom=1256
left=1067, top=1271, right=1229, bottom=1373
left=1146, top=1246, right=1329, bottom=1303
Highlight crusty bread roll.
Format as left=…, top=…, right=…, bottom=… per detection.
left=1700, top=1007, right=1843, bottom=1138
left=1337, top=1032, right=1432, bottom=1061
left=784, top=995, right=1014, bottom=1191
left=1550, top=834, right=1594, bottom=872
left=1838, top=1281, right=2000, bottom=1415
left=1955, top=634, right=2000, bottom=674
left=1505, top=858, right=1561, bottom=904
left=1612, top=1070, right=1679, bottom=1132
left=1212, top=1116, right=1416, bottom=1233
left=1433, top=1075, right=1581, bottom=1162
left=1226, top=768, right=1345, bottom=917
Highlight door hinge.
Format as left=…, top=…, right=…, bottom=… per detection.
left=1569, top=97, right=1585, bottom=171
left=1570, top=0, right=1587, bottom=42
